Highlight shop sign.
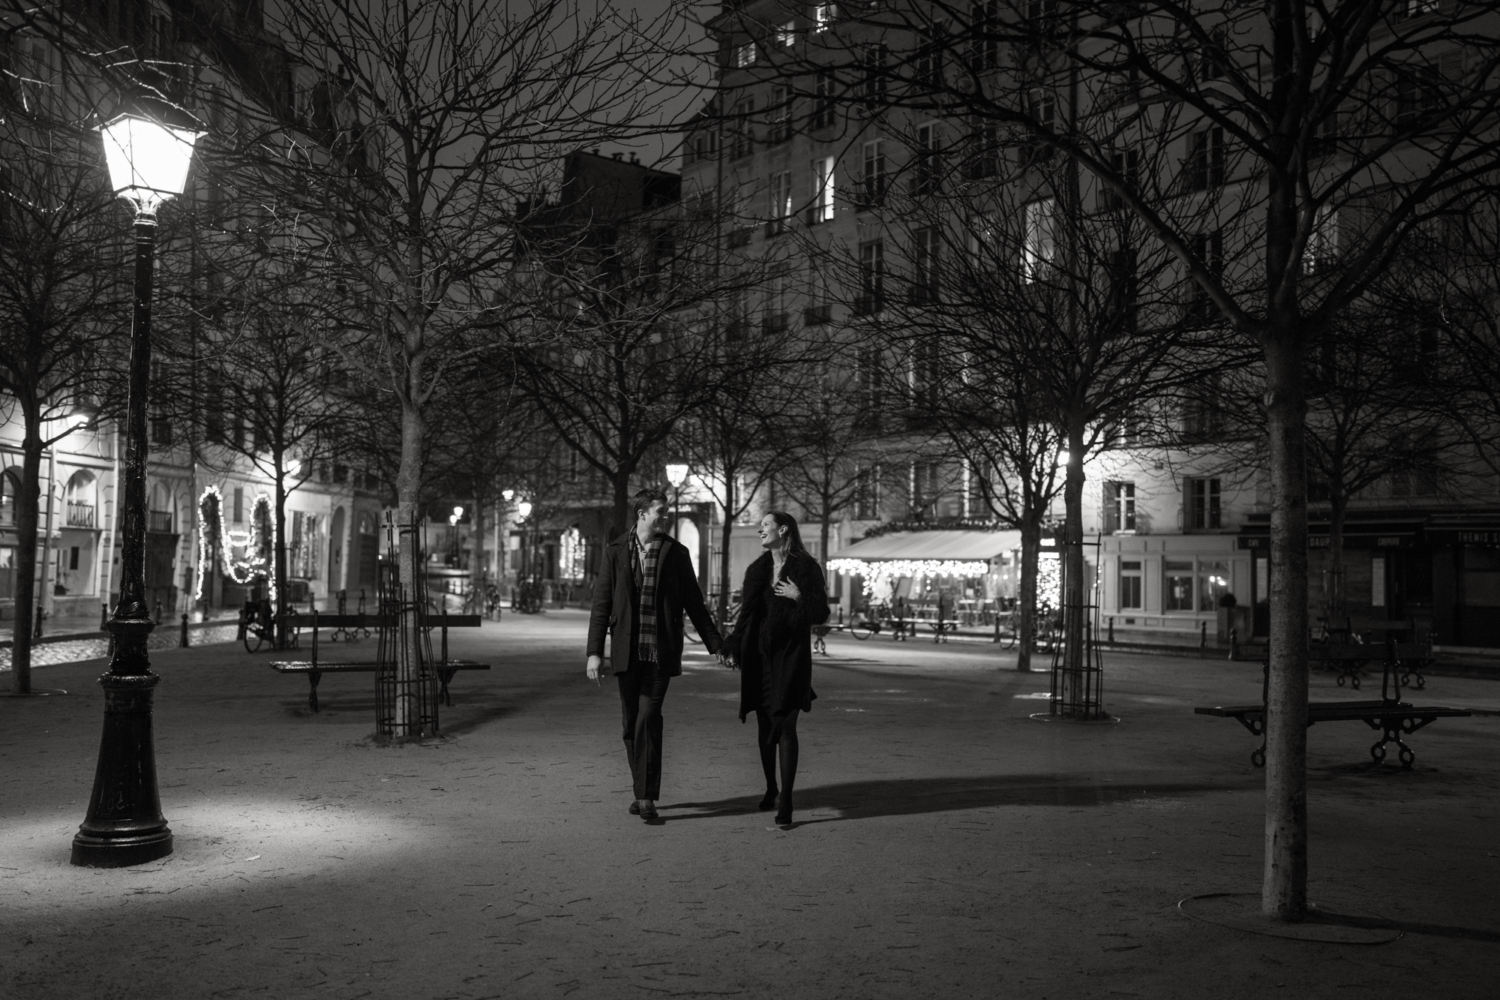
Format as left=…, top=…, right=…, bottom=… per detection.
left=1457, top=530, right=1500, bottom=548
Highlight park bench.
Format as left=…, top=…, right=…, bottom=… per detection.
left=1318, top=620, right=1432, bottom=690
left=271, top=612, right=489, bottom=712
left=1195, top=644, right=1469, bottom=769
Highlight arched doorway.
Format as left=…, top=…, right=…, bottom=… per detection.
left=676, top=517, right=701, bottom=582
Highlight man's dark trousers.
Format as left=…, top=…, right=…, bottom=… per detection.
left=618, top=656, right=670, bottom=799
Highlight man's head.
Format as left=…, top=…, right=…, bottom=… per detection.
left=631, top=488, right=671, bottom=537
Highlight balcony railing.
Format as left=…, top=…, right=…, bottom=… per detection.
left=66, top=501, right=96, bottom=528
left=148, top=509, right=173, bottom=533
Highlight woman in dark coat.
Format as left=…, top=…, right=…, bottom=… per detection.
left=725, top=511, right=829, bottom=828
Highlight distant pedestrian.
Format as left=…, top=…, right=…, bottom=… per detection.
left=725, top=511, right=829, bottom=829
left=586, top=488, right=724, bottom=822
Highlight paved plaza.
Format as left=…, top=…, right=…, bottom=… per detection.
left=2, top=611, right=1498, bottom=999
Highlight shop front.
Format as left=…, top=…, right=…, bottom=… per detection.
left=828, top=529, right=1024, bottom=626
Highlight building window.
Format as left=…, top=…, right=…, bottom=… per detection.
left=813, top=69, right=835, bottom=129
left=1106, top=482, right=1136, bottom=533
left=862, top=43, right=887, bottom=109
left=1185, top=229, right=1224, bottom=325
left=1164, top=560, right=1195, bottom=611
left=1187, top=477, right=1222, bottom=529
left=777, top=20, right=796, bottom=46
left=1305, top=204, right=1338, bottom=273
left=769, top=85, right=792, bottom=144
left=857, top=239, right=885, bottom=315
left=1022, top=197, right=1057, bottom=283
left=966, top=117, right=999, bottom=178
left=913, top=122, right=940, bottom=197
left=1187, top=126, right=1226, bottom=190
left=912, top=226, right=939, bottom=303
left=967, top=212, right=998, bottom=269
left=1099, top=149, right=1138, bottom=211
left=763, top=268, right=789, bottom=332
left=735, top=41, right=757, bottom=68
left=730, top=97, right=755, bottom=158
left=969, top=0, right=999, bottom=72
left=810, top=156, right=835, bottom=224
left=232, top=487, right=244, bottom=523
left=859, top=139, right=885, bottom=210
left=814, top=3, right=835, bottom=32
left=767, top=170, right=792, bottom=234
left=1119, top=560, right=1143, bottom=610
left=1198, top=559, right=1230, bottom=611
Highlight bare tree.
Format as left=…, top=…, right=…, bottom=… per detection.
left=0, top=26, right=129, bottom=692
left=231, top=0, right=678, bottom=736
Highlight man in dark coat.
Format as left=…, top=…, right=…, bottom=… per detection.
left=586, top=488, right=724, bottom=821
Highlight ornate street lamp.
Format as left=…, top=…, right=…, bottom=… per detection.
left=72, top=112, right=200, bottom=868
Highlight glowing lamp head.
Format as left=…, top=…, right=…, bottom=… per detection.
left=284, top=458, right=301, bottom=478
left=666, top=463, right=690, bottom=488
left=453, top=505, right=464, bottom=518
left=502, top=489, right=515, bottom=502
left=517, top=501, right=533, bottom=519
left=99, top=113, right=202, bottom=215
left=1057, top=449, right=1071, bottom=467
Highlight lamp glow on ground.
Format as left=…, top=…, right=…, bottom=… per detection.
left=71, top=112, right=200, bottom=868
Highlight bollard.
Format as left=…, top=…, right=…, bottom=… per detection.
left=100, top=602, right=109, bottom=631
left=1228, top=626, right=1238, bottom=661
left=153, top=599, right=163, bottom=625
left=1108, top=616, right=1115, bottom=644
left=181, top=613, right=190, bottom=648
left=1200, top=620, right=1208, bottom=649
left=34, top=603, right=44, bottom=639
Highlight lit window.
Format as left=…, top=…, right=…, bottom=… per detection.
left=1119, top=560, right=1142, bottom=610
left=814, top=4, right=835, bottom=33
left=1022, top=197, right=1056, bottom=282
left=777, top=21, right=796, bottom=46
left=811, top=156, right=835, bottom=224
left=736, top=42, right=757, bottom=68
left=1305, top=204, right=1339, bottom=273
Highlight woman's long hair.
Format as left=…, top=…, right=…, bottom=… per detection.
left=768, top=510, right=808, bottom=562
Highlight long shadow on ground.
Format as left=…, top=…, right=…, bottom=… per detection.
left=660, top=774, right=1252, bottom=824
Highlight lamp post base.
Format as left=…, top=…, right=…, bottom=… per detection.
left=70, top=668, right=172, bottom=868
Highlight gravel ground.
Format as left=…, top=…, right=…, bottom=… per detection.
left=2, top=610, right=1497, bottom=1000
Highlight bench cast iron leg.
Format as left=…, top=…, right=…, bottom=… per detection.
left=438, top=669, right=456, bottom=706
left=1365, top=718, right=1416, bottom=768
left=308, top=671, right=322, bottom=713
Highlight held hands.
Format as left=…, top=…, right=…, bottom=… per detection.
left=586, top=654, right=604, bottom=685
left=773, top=579, right=801, bottom=601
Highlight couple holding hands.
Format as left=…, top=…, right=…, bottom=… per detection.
left=585, top=488, right=829, bottom=829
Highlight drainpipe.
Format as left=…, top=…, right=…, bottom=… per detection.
left=38, top=447, right=57, bottom=629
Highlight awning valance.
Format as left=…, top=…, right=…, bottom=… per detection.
left=830, top=529, right=1022, bottom=564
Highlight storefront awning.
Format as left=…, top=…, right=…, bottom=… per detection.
left=830, top=529, right=1022, bottom=564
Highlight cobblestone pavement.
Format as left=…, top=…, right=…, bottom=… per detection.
left=2, top=610, right=1497, bottom=1000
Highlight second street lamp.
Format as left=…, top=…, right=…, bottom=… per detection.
left=71, top=112, right=200, bottom=868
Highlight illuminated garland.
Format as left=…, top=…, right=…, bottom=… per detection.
left=193, top=484, right=276, bottom=602
left=828, top=557, right=992, bottom=598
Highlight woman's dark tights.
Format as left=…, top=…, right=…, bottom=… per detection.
left=755, top=708, right=799, bottom=820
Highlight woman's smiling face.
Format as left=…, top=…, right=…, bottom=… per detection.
left=758, top=514, right=785, bottom=549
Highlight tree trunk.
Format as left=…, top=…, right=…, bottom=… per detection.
left=716, top=473, right=735, bottom=624
left=1262, top=336, right=1311, bottom=921
left=1060, top=422, right=1087, bottom=696
left=274, top=470, right=289, bottom=649
left=394, top=391, right=428, bottom=738
left=7, top=428, right=43, bottom=694
left=469, top=493, right=486, bottom=613
left=610, top=470, right=630, bottom=543
left=1016, top=510, right=1043, bottom=674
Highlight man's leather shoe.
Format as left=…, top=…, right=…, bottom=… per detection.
left=629, top=801, right=641, bottom=816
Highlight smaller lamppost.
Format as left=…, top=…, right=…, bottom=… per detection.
left=665, top=463, right=690, bottom=539
left=72, top=111, right=200, bottom=868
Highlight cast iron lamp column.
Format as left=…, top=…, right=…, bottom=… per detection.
left=665, top=464, right=689, bottom=540
left=72, top=113, right=200, bottom=868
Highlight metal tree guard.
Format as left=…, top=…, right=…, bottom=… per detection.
left=1045, top=533, right=1115, bottom=722
left=375, top=511, right=440, bottom=738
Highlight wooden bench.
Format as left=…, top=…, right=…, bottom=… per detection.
left=1195, top=652, right=1469, bottom=769
left=271, top=613, right=489, bottom=712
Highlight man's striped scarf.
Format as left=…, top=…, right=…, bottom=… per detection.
left=634, top=533, right=664, bottom=663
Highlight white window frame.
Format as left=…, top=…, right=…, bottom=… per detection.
left=777, top=20, right=797, bottom=46
left=812, top=156, right=836, bottom=223
left=736, top=41, right=757, bottom=68
left=814, top=4, right=835, bottom=33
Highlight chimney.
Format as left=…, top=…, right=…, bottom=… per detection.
left=612, top=152, right=623, bottom=161
left=629, top=152, right=639, bottom=164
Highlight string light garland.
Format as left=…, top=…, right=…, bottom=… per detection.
left=828, top=557, right=991, bottom=598
left=193, top=484, right=276, bottom=602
